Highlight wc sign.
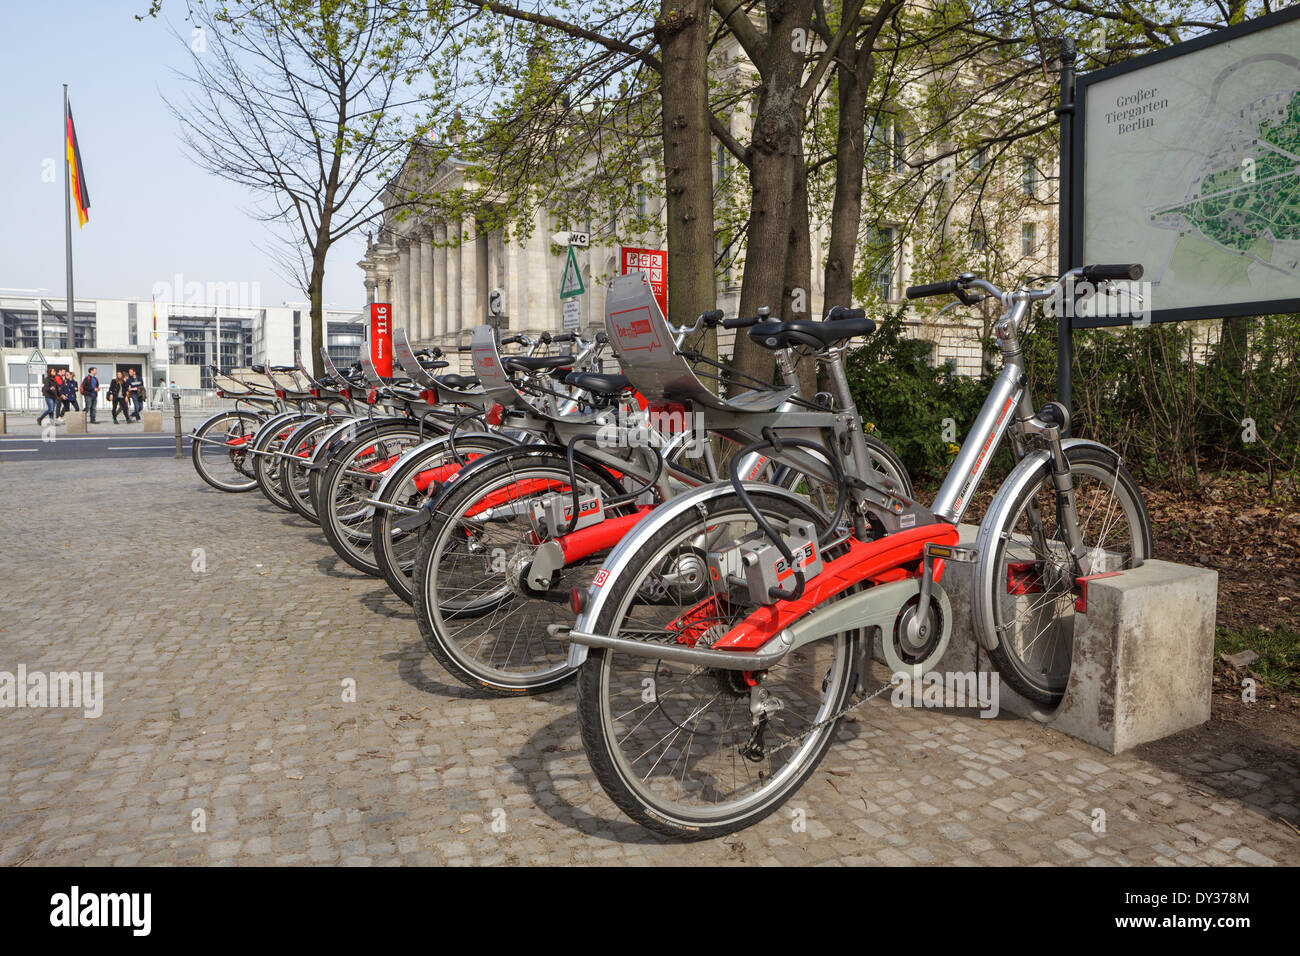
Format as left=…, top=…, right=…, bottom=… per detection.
left=370, top=303, right=393, bottom=377
left=620, top=247, right=667, bottom=319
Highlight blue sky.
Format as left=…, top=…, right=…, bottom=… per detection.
left=0, top=2, right=367, bottom=309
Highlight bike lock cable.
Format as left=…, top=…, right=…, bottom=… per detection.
left=727, top=433, right=848, bottom=603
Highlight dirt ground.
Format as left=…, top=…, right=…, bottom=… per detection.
left=1142, top=473, right=1300, bottom=766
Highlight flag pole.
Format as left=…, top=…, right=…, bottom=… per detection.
left=63, top=83, right=74, bottom=352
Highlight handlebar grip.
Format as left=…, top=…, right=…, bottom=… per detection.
left=699, top=309, right=725, bottom=327
left=501, top=335, right=526, bottom=346
left=905, top=279, right=961, bottom=300
left=552, top=332, right=576, bottom=343
left=1080, top=263, right=1143, bottom=283
left=595, top=331, right=608, bottom=344
left=825, top=306, right=866, bottom=320
left=721, top=314, right=762, bottom=329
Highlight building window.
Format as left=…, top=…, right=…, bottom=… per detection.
left=636, top=184, right=647, bottom=218
left=293, top=310, right=301, bottom=357
left=128, top=302, right=138, bottom=346
left=326, top=320, right=366, bottom=367
left=1022, top=158, right=1038, bottom=198
left=715, top=142, right=728, bottom=185
left=866, top=227, right=898, bottom=301
left=1021, top=223, right=1037, bottom=255
left=972, top=228, right=987, bottom=252
left=972, top=146, right=987, bottom=174
left=868, top=113, right=904, bottom=172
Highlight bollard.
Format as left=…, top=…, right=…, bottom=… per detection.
left=172, top=390, right=183, bottom=459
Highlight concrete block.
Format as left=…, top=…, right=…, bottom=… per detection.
left=65, top=411, right=88, bottom=434
left=141, top=411, right=163, bottom=433
left=926, top=549, right=1217, bottom=753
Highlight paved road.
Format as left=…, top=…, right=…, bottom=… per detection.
left=1, top=457, right=1296, bottom=865
left=0, top=433, right=191, bottom=460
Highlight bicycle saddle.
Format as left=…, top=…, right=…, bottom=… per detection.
left=747, top=317, right=875, bottom=351
left=504, top=355, right=574, bottom=373
left=435, top=374, right=479, bottom=389
left=565, top=372, right=631, bottom=395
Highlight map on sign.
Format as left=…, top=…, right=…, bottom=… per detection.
left=1079, top=12, right=1300, bottom=319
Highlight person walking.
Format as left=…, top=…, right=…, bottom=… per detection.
left=60, top=370, right=80, bottom=417
left=126, top=369, right=144, bottom=421
left=109, top=371, right=128, bottom=424
left=36, top=370, right=60, bottom=426
left=81, top=366, right=100, bottom=423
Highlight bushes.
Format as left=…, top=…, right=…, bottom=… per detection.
left=1021, top=310, right=1300, bottom=491
left=844, top=306, right=990, bottom=484
left=845, top=305, right=1300, bottom=492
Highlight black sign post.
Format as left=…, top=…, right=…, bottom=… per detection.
left=1055, top=36, right=1078, bottom=428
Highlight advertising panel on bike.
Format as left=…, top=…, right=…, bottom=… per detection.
left=619, top=246, right=667, bottom=318
left=1070, top=5, right=1300, bottom=326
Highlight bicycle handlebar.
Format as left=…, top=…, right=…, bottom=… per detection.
left=1081, top=263, right=1144, bottom=283
left=905, top=264, right=1144, bottom=303
left=905, top=279, right=963, bottom=300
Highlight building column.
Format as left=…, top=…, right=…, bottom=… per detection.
left=460, top=214, right=479, bottom=333
left=395, top=238, right=411, bottom=334
left=406, top=235, right=421, bottom=343
left=434, top=221, right=449, bottom=341
left=446, top=219, right=462, bottom=339
left=418, top=225, right=435, bottom=343
left=364, top=278, right=377, bottom=307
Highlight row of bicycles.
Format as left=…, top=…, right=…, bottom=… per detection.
left=189, top=263, right=1152, bottom=839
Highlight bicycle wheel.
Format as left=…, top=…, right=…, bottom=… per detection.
left=413, top=453, right=625, bottom=695
left=191, top=410, right=264, bottom=492
left=576, top=490, right=858, bottom=839
left=319, top=424, right=429, bottom=575
left=974, top=444, right=1152, bottom=705
left=279, top=417, right=341, bottom=521
left=371, top=433, right=517, bottom=605
left=253, top=414, right=312, bottom=512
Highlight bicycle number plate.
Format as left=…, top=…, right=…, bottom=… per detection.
left=530, top=490, right=605, bottom=539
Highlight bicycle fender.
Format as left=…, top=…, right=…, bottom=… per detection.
left=971, top=438, right=1120, bottom=651
left=565, top=482, right=816, bottom=668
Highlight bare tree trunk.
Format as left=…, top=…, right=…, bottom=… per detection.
left=309, top=250, right=327, bottom=379
left=783, top=135, right=817, bottom=396
left=732, top=0, right=816, bottom=392
left=823, top=12, right=886, bottom=309
left=657, top=0, right=716, bottom=361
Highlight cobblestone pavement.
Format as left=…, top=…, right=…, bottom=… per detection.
left=2, top=458, right=1296, bottom=866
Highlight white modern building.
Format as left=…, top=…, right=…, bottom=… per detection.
left=0, top=289, right=366, bottom=411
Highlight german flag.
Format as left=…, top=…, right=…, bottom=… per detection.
left=65, top=104, right=90, bottom=227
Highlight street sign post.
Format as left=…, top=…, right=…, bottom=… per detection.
left=562, top=298, right=580, bottom=330
left=551, top=230, right=590, bottom=248
left=559, top=245, right=585, bottom=299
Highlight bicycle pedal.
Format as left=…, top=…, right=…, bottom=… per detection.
left=923, top=542, right=978, bottom=563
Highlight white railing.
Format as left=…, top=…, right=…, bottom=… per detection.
left=2, top=385, right=231, bottom=414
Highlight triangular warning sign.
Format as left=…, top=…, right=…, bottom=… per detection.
left=559, top=245, right=585, bottom=299
left=27, top=347, right=46, bottom=366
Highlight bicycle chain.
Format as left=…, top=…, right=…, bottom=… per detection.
left=756, top=675, right=900, bottom=759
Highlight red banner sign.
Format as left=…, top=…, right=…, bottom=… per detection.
left=370, top=303, right=393, bottom=377
left=620, top=247, right=667, bottom=319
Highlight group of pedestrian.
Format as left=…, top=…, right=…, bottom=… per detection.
left=35, top=367, right=143, bottom=426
